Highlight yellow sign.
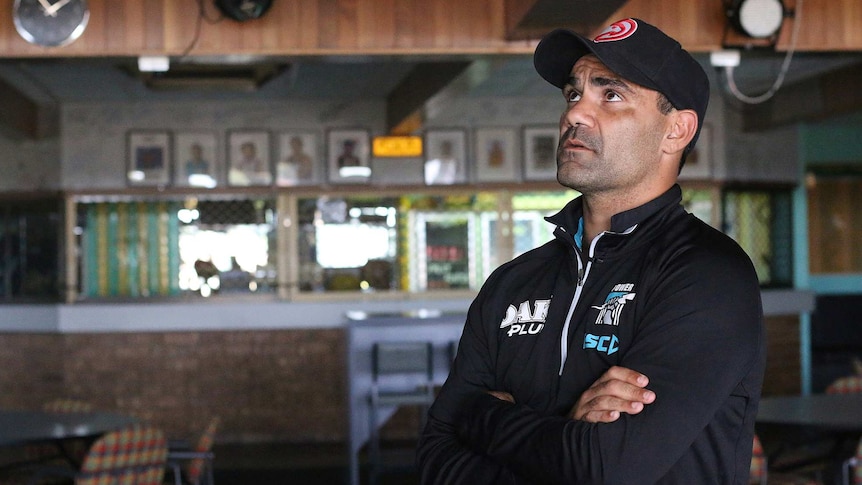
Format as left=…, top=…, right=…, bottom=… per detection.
left=372, top=136, right=423, bottom=157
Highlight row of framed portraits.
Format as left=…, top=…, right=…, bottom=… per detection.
left=126, top=126, right=561, bottom=188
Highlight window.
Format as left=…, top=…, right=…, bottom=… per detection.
left=76, top=196, right=277, bottom=299
left=806, top=172, right=862, bottom=274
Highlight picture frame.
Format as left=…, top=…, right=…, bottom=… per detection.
left=275, top=132, right=319, bottom=186
left=522, top=126, right=559, bottom=181
left=679, top=123, right=712, bottom=180
left=173, top=131, right=219, bottom=188
left=326, top=128, right=371, bottom=184
left=423, top=129, right=468, bottom=185
left=127, top=130, right=170, bottom=186
left=474, top=127, right=518, bottom=183
left=227, top=130, right=272, bottom=186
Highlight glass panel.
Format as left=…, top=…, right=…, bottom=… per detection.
left=79, top=200, right=181, bottom=298
left=510, top=191, right=578, bottom=258
left=416, top=212, right=474, bottom=290
left=178, top=198, right=277, bottom=297
left=297, top=196, right=398, bottom=293
left=0, top=198, right=61, bottom=302
left=76, top=196, right=277, bottom=299
left=403, top=193, right=498, bottom=292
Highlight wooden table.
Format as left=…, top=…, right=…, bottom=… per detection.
left=0, top=410, right=139, bottom=446
left=756, top=394, right=862, bottom=484
left=757, top=394, right=862, bottom=431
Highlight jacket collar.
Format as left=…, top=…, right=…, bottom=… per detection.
left=546, top=184, right=683, bottom=234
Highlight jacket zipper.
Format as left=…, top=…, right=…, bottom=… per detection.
left=558, top=234, right=600, bottom=375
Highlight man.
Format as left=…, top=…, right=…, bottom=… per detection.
left=416, top=18, right=765, bottom=484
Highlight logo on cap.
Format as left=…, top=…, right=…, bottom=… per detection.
left=593, top=18, right=638, bottom=43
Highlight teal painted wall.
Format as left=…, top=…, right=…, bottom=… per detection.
left=802, top=113, right=862, bottom=165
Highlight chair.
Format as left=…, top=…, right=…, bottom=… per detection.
left=166, top=417, right=219, bottom=485
left=750, top=434, right=768, bottom=485
left=367, top=341, right=435, bottom=485
left=826, top=375, right=862, bottom=394
left=825, top=374, right=862, bottom=484
left=24, top=423, right=168, bottom=485
left=840, top=436, right=862, bottom=485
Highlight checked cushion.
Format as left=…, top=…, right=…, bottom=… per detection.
left=77, top=424, right=167, bottom=485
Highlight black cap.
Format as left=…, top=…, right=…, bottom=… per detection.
left=534, top=18, right=709, bottom=161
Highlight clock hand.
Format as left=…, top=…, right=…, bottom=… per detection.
left=38, top=0, right=58, bottom=17
left=44, top=0, right=73, bottom=16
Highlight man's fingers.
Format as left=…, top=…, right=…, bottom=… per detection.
left=572, top=395, right=649, bottom=421
left=580, top=410, right=620, bottom=423
left=603, top=365, right=650, bottom=388
left=569, top=366, right=656, bottom=422
left=582, top=377, right=655, bottom=405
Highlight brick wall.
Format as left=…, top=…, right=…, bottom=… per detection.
left=0, top=314, right=802, bottom=445
left=0, top=329, right=347, bottom=444
left=762, top=315, right=803, bottom=396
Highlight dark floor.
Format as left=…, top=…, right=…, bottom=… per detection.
left=212, top=442, right=419, bottom=485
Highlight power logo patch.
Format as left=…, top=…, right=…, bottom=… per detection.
left=592, top=283, right=636, bottom=326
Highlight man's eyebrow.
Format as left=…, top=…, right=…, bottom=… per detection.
left=564, top=76, right=580, bottom=89
left=564, top=74, right=633, bottom=93
left=592, top=75, right=634, bottom=92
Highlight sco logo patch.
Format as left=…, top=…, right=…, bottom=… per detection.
left=584, top=333, right=619, bottom=355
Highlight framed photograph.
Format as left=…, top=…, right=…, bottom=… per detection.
left=275, top=132, right=319, bottom=186
left=127, top=130, right=170, bottom=186
left=327, top=128, right=371, bottom=184
left=522, top=126, right=559, bottom=181
left=474, top=127, right=518, bottom=183
left=227, top=130, right=272, bottom=186
left=173, top=132, right=219, bottom=188
left=423, top=129, right=467, bottom=185
left=679, top=123, right=712, bottom=180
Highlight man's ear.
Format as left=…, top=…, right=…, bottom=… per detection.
left=663, top=110, right=698, bottom=155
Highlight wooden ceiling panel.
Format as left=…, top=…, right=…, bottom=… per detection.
left=505, top=0, right=630, bottom=40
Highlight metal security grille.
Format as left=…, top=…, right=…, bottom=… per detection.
left=722, top=188, right=793, bottom=288
left=197, top=200, right=268, bottom=225
left=178, top=197, right=278, bottom=296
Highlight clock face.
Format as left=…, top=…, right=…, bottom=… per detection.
left=13, top=0, right=90, bottom=47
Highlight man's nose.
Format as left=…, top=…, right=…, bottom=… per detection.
left=562, top=97, right=596, bottom=130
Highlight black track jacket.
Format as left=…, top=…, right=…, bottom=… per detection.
left=417, top=185, right=765, bottom=484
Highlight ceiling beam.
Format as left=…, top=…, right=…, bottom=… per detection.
left=386, top=61, right=472, bottom=135
left=742, top=62, right=862, bottom=131
left=0, top=77, right=57, bottom=140
left=504, top=0, right=630, bottom=40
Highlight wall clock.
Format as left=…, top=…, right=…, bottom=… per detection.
left=214, top=0, right=273, bottom=22
left=13, top=0, right=90, bottom=47
left=726, top=0, right=785, bottom=39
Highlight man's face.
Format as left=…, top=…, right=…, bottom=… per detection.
left=555, top=55, right=670, bottom=197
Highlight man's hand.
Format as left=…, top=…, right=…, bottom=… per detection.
left=570, top=366, right=655, bottom=423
